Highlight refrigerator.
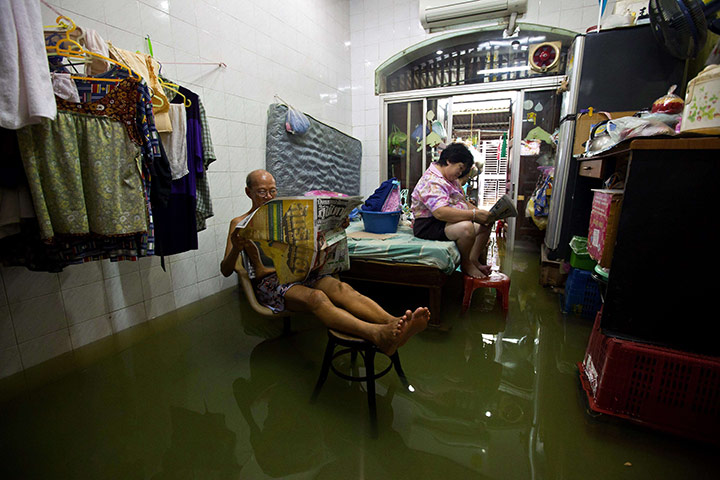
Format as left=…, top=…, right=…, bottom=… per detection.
left=544, top=25, right=687, bottom=260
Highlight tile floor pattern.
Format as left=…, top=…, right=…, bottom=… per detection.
left=0, top=248, right=717, bottom=479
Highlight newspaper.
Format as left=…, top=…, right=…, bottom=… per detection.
left=236, top=196, right=363, bottom=284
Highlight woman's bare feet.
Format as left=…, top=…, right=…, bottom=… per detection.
left=472, top=259, right=492, bottom=276
left=461, top=260, right=487, bottom=278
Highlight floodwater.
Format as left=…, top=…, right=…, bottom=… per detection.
left=0, top=247, right=717, bottom=479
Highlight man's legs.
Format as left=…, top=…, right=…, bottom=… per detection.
left=312, top=276, right=395, bottom=324
left=283, top=283, right=429, bottom=355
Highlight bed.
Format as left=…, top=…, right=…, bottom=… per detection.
left=341, top=221, right=461, bottom=328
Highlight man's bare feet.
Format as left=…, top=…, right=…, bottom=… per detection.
left=373, top=318, right=403, bottom=356
left=373, top=307, right=430, bottom=355
left=397, top=307, right=430, bottom=347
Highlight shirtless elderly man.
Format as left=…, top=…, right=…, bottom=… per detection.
left=221, top=169, right=429, bottom=355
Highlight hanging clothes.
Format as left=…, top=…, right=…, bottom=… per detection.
left=51, top=73, right=81, bottom=103
left=0, top=0, right=57, bottom=129
left=195, top=99, right=216, bottom=231
left=160, top=104, right=189, bottom=180
left=81, top=28, right=110, bottom=76
left=72, top=67, right=172, bottom=209
left=16, top=80, right=148, bottom=240
left=107, top=42, right=172, bottom=133
left=153, top=84, right=202, bottom=255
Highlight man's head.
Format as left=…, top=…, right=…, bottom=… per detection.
left=246, top=169, right=277, bottom=210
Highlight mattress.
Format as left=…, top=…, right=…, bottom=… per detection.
left=345, top=221, right=460, bottom=275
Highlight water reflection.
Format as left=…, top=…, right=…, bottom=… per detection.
left=232, top=334, right=483, bottom=478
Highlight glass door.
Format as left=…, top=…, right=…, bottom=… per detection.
left=386, top=97, right=452, bottom=193
left=386, top=100, right=423, bottom=193
left=514, top=88, right=562, bottom=247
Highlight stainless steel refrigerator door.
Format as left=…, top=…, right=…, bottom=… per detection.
left=560, top=35, right=584, bottom=118
left=545, top=36, right=584, bottom=250
left=544, top=117, right=575, bottom=250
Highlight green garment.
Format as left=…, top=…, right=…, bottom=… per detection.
left=17, top=112, right=148, bottom=240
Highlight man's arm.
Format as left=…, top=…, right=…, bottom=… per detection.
left=220, top=217, right=245, bottom=277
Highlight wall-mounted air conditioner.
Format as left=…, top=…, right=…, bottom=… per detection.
left=419, top=0, right=528, bottom=32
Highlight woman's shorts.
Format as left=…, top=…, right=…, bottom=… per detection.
left=254, top=271, right=327, bottom=313
left=413, top=215, right=449, bottom=241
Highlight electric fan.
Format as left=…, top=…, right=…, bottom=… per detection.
left=648, top=0, right=720, bottom=59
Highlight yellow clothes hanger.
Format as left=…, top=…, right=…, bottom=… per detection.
left=45, top=16, right=142, bottom=83
left=159, top=79, right=191, bottom=107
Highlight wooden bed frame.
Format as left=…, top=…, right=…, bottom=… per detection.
left=339, top=258, right=454, bottom=329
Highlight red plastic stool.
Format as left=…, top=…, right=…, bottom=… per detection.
left=461, top=272, right=510, bottom=314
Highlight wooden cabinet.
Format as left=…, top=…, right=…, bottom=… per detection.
left=595, top=137, right=720, bottom=356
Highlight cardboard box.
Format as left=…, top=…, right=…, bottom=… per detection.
left=587, top=190, right=623, bottom=268
left=540, top=244, right=567, bottom=287
left=573, top=111, right=637, bottom=156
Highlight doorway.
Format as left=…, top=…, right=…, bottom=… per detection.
left=381, top=83, right=561, bottom=248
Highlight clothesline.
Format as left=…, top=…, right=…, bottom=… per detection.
left=162, top=61, right=227, bottom=68
left=40, top=3, right=226, bottom=70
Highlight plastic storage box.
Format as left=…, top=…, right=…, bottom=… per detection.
left=569, top=236, right=597, bottom=270
left=578, top=312, right=720, bottom=444
left=361, top=210, right=401, bottom=234
left=562, top=267, right=602, bottom=317
left=588, top=190, right=623, bottom=268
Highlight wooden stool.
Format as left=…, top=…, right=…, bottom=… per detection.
left=461, top=272, right=511, bottom=314
left=311, top=329, right=409, bottom=436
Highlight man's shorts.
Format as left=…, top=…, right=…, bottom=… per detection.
left=255, top=271, right=328, bottom=313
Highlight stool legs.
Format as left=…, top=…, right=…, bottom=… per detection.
left=364, top=349, right=377, bottom=435
left=461, top=276, right=475, bottom=314
left=498, top=282, right=510, bottom=311
left=461, top=273, right=511, bottom=314
left=313, top=333, right=409, bottom=436
left=390, top=352, right=409, bottom=388
left=311, top=337, right=336, bottom=402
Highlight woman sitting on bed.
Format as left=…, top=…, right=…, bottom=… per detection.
left=411, top=143, right=495, bottom=279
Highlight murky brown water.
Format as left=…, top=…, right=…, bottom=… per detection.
left=1, top=247, right=717, bottom=479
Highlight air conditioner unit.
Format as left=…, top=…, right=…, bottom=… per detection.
left=420, top=0, right=528, bottom=32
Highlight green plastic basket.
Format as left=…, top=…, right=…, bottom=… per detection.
left=569, top=236, right=597, bottom=271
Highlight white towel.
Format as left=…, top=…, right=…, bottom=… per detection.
left=160, top=104, right=189, bottom=180
left=0, top=0, right=57, bottom=129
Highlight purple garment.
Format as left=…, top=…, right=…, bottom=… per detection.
left=154, top=85, right=204, bottom=255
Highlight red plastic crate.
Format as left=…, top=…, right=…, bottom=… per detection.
left=578, top=312, right=720, bottom=444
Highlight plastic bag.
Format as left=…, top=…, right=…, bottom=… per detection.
left=285, top=106, right=310, bottom=135
left=651, top=85, right=684, bottom=114
left=388, top=125, right=407, bottom=154
left=606, top=116, right=676, bottom=144
left=410, top=123, right=430, bottom=143
left=431, top=120, right=447, bottom=140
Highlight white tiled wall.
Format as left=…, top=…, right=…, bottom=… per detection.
left=0, top=0, right=352, bottom=379
left=349, top=0, right=619, bottom=199
left=1, top=0, right=619, bottom=379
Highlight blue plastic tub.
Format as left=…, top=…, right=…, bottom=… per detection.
left=361, top=210, right=401, bottom=234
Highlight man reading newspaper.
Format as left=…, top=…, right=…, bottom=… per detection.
left=221, top=169, right=429, bottom=355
